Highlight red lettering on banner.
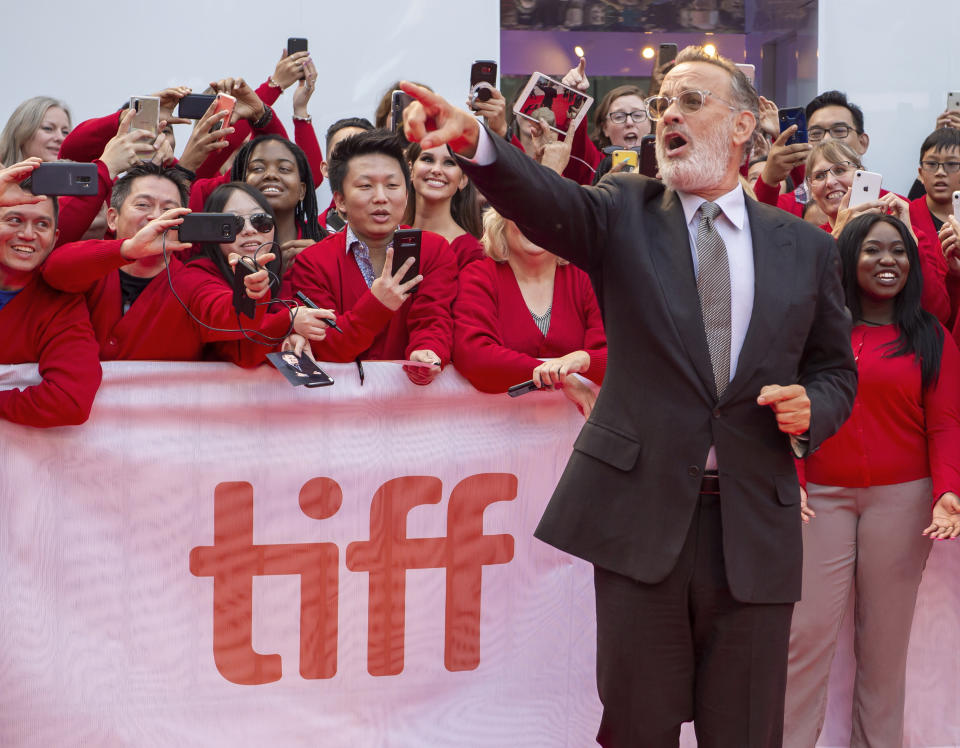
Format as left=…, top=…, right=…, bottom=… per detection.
left=189, top=473, right=516, bottom=683
left=346, top=473, right=517, bottom=675
left=188, top=479, right=341, bottom=685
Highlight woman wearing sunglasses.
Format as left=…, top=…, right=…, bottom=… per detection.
left=179, top=182, right=334, bottom=366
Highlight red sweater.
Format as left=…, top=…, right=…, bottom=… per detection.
left=177, top=257, right=294, bottom=367
left=449, top=233, right=484, bottom=271
left=0, top=276, right=101, bottom=426
left=41, top=239, right=206, bottom=360
left=59, top=111, right=122, bottom=163
left=453, top=257, right=607, bottom=393
left=804, top=323, right=960, bottom=502
left=288, top=229, right=456, bottom=363
left=55, top=160, right=113, bottom=246
left=908, top=197, right=957, bottom=327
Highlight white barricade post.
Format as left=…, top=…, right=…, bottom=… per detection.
left=1, top=362, right=959, bottom=747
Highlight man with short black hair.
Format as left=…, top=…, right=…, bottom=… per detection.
left=289, top=129, right=455, bottom=385
left=0, top=162, right=101, bottom=426
left=318, top=116, right=376, bottom=232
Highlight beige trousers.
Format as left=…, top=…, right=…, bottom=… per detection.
left=783, top=478, right=933, bottom=748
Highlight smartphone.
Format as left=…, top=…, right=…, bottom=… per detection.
left=391, top=90, right=413, bottom=134
left=947, top=92, right=960, bottom=112
left=639, top=134, right=658, bottom=178
left=656, top=43, right=678, bottom=68
left=287, top=37, right=308, bottom=55
left=778, top=107, right=807, bottom=146
left=953, top=190, right=960, bottom=220
left=849, top=170, right=883, bottom=209
left=470, top=60, right=498, bottom=109
left=392, top=228, right=421, bottom=288
left=611, top=150, right=638, bottom=173
left=232, top=256, right=258, bottom=318
left=177, top=93, right=216, bottom=120
left=129, top=96, right=160, bottom=137
left=30, top=162, right=98, bottom=196
left=735, top=63, right=756, bottom=85
left=210, top=93, right=236, bottom=132
left=178, top=213, right=240, bottom=243
left=512, top=72, right=594, bottom=138
left=508, top=380, right=539, bottom=397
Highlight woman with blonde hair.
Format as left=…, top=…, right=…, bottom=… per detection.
left=0, top=96, right=71, bottom=165
left=453, top=209, right=606, bottom=417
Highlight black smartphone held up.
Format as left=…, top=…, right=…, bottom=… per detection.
left=639, top=134, right=658, bottom=178
left=508, top=380, right=540, bottom=397
left=287, top=37, right=308, bottom=55
left=178, top=213, right=240, bottom=243
left=656, top=43, right=678, bottom=69
left=177, top=93, right=216, bottom=120
left=30, top=163, right=98, bottom=196
left=391, top=90, right=413, bottom=134
left=470, top=60, right=498, bottom=109
left=232, top=256, right=258, bottom=319
left=392, top=228, right=422, bottom=289
left=778, top=107, right=808, bottom=146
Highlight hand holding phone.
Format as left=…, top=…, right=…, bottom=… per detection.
left=849, top=169, right=883, bottom=209
left=210, top=93, right=236, bottom=132
left=391, top=90, right=413, bottom=134
left=392, top=228, right=421, bottom=287
left=30, top=163, right=99, bottom=196
left=778, top=107, right=807, bottom=146
left=469, top=60, right=498, bottom=110
left=611, top=150, right=638, bottom=173
left=129, top=96, right=160, bottom=138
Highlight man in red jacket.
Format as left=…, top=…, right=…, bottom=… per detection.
left=289, top=129, right=456, bottom=384
left=42, top=162, right=200, bottom=360
left=0, top=163, right=101, bottom=427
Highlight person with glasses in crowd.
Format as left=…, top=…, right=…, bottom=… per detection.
left=783, top=212, right=960, bottom=748
left=400, top=44, right=856, bottom=746
left=805, top=140, right=952, bottom=324
left=176, top=183, right=336, bottom=367
left=589, top=84, right=652, bottom=183
left=755, top=90, right=872, bottom=217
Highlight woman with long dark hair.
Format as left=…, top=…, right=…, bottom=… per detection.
left=404, top=142, right=483, bottom=271
left=783, top=214, right=960, bottom=748
left=178, top=182, right=333, bottom=366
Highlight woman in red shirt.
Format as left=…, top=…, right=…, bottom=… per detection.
left=783, top=214, right=960, bottom=748
left=403, top=143, right=483, bottom=271
left=453, top=209, right=606, bottom=418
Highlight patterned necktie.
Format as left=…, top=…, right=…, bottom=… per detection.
left=695, top=201, right=732, bottom=397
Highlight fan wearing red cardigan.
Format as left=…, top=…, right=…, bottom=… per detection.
left=42, top=163, right=203, bottom=361
left=0, top=168, right=101, bottom=427
left=453, top=209, right=605, bottom=418
left=289, top=130, right=455, bottom=385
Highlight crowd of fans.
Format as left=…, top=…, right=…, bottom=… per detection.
left=1, top=43, right=959, bottom=746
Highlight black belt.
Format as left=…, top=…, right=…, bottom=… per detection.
left=700, top=471, right=721, bottom=495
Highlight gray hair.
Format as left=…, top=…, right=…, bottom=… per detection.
left=0, top=96, right=71, bottom=166
left=674, top=46, right=759, bottom=137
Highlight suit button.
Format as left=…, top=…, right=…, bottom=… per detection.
left=712, top=408, right=721, bottom=419
left=687, top=466, right=700, bottom=477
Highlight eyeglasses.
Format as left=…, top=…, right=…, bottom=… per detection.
left=606, top=110, right=647, bottom=125
left=920, top=160, right=960, bottom=174
left=807, top=124, right=854, bottom=142
left=231, top=212, right=274, bottom=233
left=807, top=162, right=858, bottom=184
left=644, top=89, right=736, bottom=121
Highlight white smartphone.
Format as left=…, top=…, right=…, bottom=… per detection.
left=512, top=72, right=594, bottom=138
left=848, top=169, right=882, bottom=209
left=947, top=92, right=960, bottom=111
left=953, top=190, right=960, bottom=220
left=735, top=63, right=756, bottom=85
left=129, top=96, right=160, bottom=137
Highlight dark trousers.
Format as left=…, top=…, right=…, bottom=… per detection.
left=594, top=493, right=795, bottom=748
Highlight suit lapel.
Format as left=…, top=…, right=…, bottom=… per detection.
left=721, top=200, right=796, bottom=403
left=645, top=189, right=716, bottom=400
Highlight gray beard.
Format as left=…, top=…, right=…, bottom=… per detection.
left=656, top=116, right=735, bottom=194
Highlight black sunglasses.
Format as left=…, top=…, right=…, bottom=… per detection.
left=230, top=213, right=274, bottom=234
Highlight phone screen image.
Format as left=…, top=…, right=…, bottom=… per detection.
left=513, top=72, right=594, bottom=138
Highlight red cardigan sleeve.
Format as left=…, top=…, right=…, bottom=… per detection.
left=294, top=118, right=324, bottom=186
left=453, top=261, right=546, bottom=393
left=753, top=174, right=781, bottom=207
left=42, top=239, right=129, bottom=293
left=404, top=235, right=456, bottom=364
left=924, top=330, right=960, bottom=502
left=55, top=160, right=113, bottom=246
left=189, top=173, right=230, bottom=213
left=59, top=112, right=121, bottom=162
left=194, top=79, right=287, bottom=178
left=289, top=244, right=395, bottom=362
left=0, top=285, right=102, bottom=427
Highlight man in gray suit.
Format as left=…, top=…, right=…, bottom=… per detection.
left=402, top=46, right=857, bottom=747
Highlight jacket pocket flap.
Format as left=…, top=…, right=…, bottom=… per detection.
left=774, top=473, right=801, bottom=506
left=573, top=422, right=641, bottom=472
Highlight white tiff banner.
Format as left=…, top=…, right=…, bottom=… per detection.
left=1, top=362, right=958, bottom=747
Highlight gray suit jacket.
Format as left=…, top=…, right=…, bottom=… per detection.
left=458, top=131, right=857, bottom=604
